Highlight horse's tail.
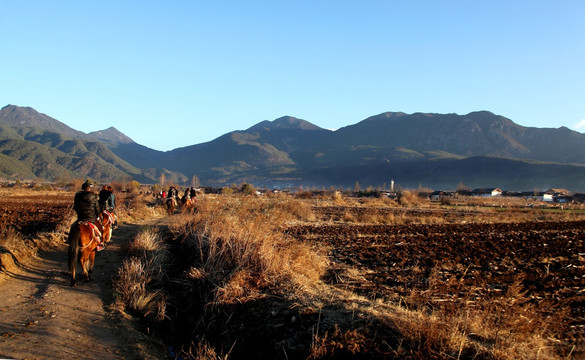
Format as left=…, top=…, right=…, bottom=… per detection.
left=67, top=224, right=80, bottom=285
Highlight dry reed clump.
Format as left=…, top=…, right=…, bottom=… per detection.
left=113, top=227, right=169, bottom=321
left=127, top=226, right=169, bottom=254
left=119, top=193, right=166, bottom=223
left=170, top=196, right=327, bottom=307
left=359, top=196, right=396, bottom=208
left=308, top=325, right=368, bottom=359
left=0, top=226, right=34, bottom=275
left=176, top=338, right=231, bottom=360
left=356, top=208, right=386, bottom=224
left=397, top=191, right=430, bottom=207
left=331, top=191, right=344, bottom=204
left=155, top=196, right=329, bottom=358
left=340, top=208, right=384, bottom=224
left=341, top=210, right=356, bottom=223
left=270, top=195, right=317, bottom=223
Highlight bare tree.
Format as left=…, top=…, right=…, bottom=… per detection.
left=191, top=174, right=200, bottom=188
left=456, top=182, right=470, bottom=191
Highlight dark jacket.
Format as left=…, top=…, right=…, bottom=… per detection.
left=98, top=189, right=115, bottom=211
left=74, top=190, right=100, bottom=222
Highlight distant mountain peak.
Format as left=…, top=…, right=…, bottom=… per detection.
left=381, top=111, right=408, bottom=118
left=0, top=104, right=86, bottom=138
left=1, top=104, right=136, bottom=146
left=88, top=126, right=134, bottom=145
left=248, top=116, right=324, bottom=131
left=467, top=110, right=496, bottom=117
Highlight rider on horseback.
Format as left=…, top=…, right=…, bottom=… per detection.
left=67, top=180, right=104, bottom=250
left=181, top=187, right=191, bottom=205
left=98, top=185, right=118, bottom=229
left=168, top=186, right=178, bottom=200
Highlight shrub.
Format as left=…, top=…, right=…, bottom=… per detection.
left=331, top=191, right=344, bottom=203
left=110, top=180, right=124, bottom=193
left=239, top=183, right=256, bottom=195
left=126, top=180, right=141, bottom=193
left=398, top=190, right=429, bottom=207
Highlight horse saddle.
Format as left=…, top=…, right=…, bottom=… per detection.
left=102, top=210, right=116, bottom=224
left=78, top=221, right=102, bottom=239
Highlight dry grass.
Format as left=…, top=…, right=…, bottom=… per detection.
left=384, top=285, right=558, bottom=359
left=113, top=227, right=169, bottom=321
left=309, top=325, right=368, bottom=359
left=113, top=191, right=583, bottom=359
left=118, top=193, right=167, bottom=223
left=168, top=196, right=327, bottom=307
left=1, top=185, right=578, bottom=358
left=0, top=226, right=33, bottom=275
left=295, top=274, right=563, bottom=359
left=177, top=338, right=231, bottom=360
left=398, top=191, right=431, bottom=207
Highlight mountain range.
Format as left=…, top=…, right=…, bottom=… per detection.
left=1, top=104, right=585, bottom=191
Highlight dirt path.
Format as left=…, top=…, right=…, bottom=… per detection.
left=0, top=221, right=169, bottom=360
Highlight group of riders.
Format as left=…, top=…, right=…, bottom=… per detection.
left=67, top=181, right=117, bottom=248
left=67, top=181, right=198, bottom=285
left=161, top=186, right=198, bottom=213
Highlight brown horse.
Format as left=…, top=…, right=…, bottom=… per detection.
left=98, top=210, right=116, bottom=243
left=166, top=197, right=176, bottom=215
left=67, top=220, right=104, bottom=286
left=181, top=197, right=197, bottom=213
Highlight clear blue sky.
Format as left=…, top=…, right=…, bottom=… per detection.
left=1, top=1, right=584, bottom=151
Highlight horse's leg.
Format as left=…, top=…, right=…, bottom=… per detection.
left=70, top=254, right=77, bottom=287
left=68, top=225, right=80, bottom=286
left=103, top=223, right=112, bottom=243
left=78, top=230, right=92, bottom=282
left=70, top=266, right=76, bottom=286
left=79, top=251, right=90, bottom=282
left=88, top=250, right=96, bottom=279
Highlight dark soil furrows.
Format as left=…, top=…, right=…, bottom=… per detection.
left=287, top=220, right=585, bottom=352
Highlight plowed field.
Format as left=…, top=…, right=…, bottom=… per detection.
left=0, top=194, right=73, bottom=236
left=287, top=217, right=585, bottom=350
